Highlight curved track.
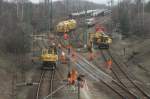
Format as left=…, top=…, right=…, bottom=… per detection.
left=32, top=33, right=59, bottom=99
left=34, top=32, right=150, bottom=98
left=60, top=46, right=136, bottom=98
left=75, top=54, right=135, bottom=99
left=36, top=70, right=45, bottom=99
left=101, top=49, right=150, bottom=99
left=36, top=70, right=55, bottom=99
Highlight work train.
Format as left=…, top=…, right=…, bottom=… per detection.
left=88, top=27, right=112, bottom=49
left=39, top=19, right=111, bottom=70
left=39, top=19, right=76, bottom=70
left=40, top=43, right=68, bottom=70
left=56, top=19, right=77, bottom=33
left=94, top=32, right=112, bottom=49
left=40, top=45, right=58, bottom=70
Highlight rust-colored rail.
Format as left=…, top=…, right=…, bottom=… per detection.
left=75, top=54, right=135, bottom=99
left=36, top=70, right=55, bottom=99
left=36, top=71, right=46, bottom=99
left=101, top=49, right=150, bottom=99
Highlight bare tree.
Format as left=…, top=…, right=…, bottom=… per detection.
left=0, top=0, right=2, bottom=15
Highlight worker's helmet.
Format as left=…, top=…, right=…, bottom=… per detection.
left=58, top=43, right=61, bottom=47
left=72, top=68, right=77, bottom=74
left=62, top=51, right=65, bottom=56
left=52, top=42, right=56, bottom=46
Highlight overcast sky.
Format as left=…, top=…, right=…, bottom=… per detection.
left=30, top=0, right=116, bottom=5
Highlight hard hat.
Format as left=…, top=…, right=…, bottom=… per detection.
left=52, top=42, right=56, bottom=46
left=58, top=44, right=61, bottom=47
left=62, top=51, right=65, bottom=56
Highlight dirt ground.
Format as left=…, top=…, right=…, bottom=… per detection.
left=0, top=54, right=15, bottom=99
left=78, top=32, right=150, bottom=98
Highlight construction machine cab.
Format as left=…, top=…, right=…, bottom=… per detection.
left=98, top=35, right=112, bottom=49
left=40, top=46, right=58, bottom=70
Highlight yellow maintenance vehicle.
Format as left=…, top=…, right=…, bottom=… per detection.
left=88, top=31, right=112, bottom=49
left=56, top=19, right=77, bottom=33
left=40, top=45, right=58, bottom=70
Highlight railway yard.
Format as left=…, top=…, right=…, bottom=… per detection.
left=14, top=26, right=150, bottom=99
left=0, top=0, right=150, bottom=99
left=1, top=27, right=150, bottom=99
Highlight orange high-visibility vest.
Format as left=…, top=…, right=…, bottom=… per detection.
left=107, top=59, right=112, bottom=69
left=64, top=33, right=69, bottom=40
left=71, top=69, right=77, bottom=81
left=107, top=59, right=112, bottom=66
left=89, top=52, right=94, bottom=61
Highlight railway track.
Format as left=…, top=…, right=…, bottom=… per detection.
left=49, top=70, right=55, bottom=99
left=36, top=70, right=55, bottom=99
left=75, top=54, right=136, bottom=99
left=59, top=47, right=135, bottom=98
left=50, top=37, right=149, bottom=99
left=101, top=49, right=150, bottom=99
left=34, top=33, right=150, bottom=98
left=34, top=37, right=68, bottom=99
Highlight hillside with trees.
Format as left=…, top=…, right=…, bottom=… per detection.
left=0, top=0, right=106, bottom=54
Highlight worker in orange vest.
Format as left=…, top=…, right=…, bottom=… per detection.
left=67, top=71, right=72, bottom=85
left=60, top=51, right=67, bottom=64
left=64, top=33, right=69, bottom=40
left=71, top=68, right=78, bottom=85
left=89, top=51, right=94, bottom=61
left=107, top=58, right=112, bottom=70
left=71, top=49, right=77, bottom=62
left=68, top=68, right=78, bottom=85
left=87, top=41, right=94, bottom=61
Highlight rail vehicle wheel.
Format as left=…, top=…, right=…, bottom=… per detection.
left=41, top=62, right=46, bottom=70
left=41, top=62, right=54, bottom=70
left=48, top=62, right=56, bottom=70
left=98, top=43, right=109, bottom=49
left=52, top=62, right=56, bottom=70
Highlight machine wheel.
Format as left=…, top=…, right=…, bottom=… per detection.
left=106, top=45, right=109, bottom=49
left=41, top=62, right=56, bottom=70
left=52, top=63, right=56, bottom=70
left=98, top=44, right=109, bottom=49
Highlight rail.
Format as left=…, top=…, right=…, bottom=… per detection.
left=100, top=49, right=150, bottom=99
left=36, top=70, right=55, bottom=99
left=73, top=53, right=135, bottom=99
